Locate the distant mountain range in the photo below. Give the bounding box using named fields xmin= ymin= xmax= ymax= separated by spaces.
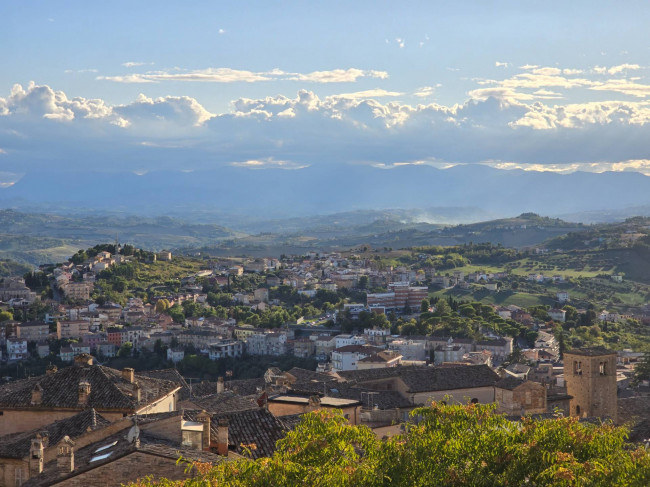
xmin=2 ymin=164 xmax=650 ymax=222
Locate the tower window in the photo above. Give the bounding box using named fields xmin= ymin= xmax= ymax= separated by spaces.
xmin=599 ymin=362 xmax=607 ymax=375
xmin=576 ymin=405 xmax=580 ymax=416
xmin=573 ymin=361 xmax=582 ymax=375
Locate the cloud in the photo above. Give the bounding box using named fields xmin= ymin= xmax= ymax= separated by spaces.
xmin=414 ymin=86 xmax=436 ymax=98
xmin=395 ymin=38 xmax=405 ymax=48
xmin=230 ymin=157 xmax=309 ymax=170
xmin=330 ymin=89 xmax=403 ymax=100
xmin=607 ymin=63 xmax=641 ymax=75
xmin=122 ymin=61 xmax=154 ymax=68
xmin=98 ymin=67 xmax=388 ymax=84
xmin=4 ymin=79 xmax=650 ymax=175
xmin=218 ymin=28 xmax=225 ymax=34
xmin=495 ymin=61 xmax=510 ymax=68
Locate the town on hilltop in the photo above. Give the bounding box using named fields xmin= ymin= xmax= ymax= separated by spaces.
xmin=0 ymin=242 xmax=649 ymax=486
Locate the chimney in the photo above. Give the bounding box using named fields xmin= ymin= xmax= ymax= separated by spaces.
xmin=74 ymin=354 xmax=93 ymax=366
xmin=46 ymin=364 xmax=58 ymax=375
xmin=56 ymin=436 xmax=75 ymax=475
xmin=78 ymin=380 xmax=91 ymax=406
xmin=31 ymin=383 xmax=43 ymax=405
xmin=216 ymin=376 xmax=225 ymax=394
xmin=133 ymin=381 xmax=141 ymax=402
xmin=29 ymin=434 xmax=44 ymax=477
xmin=122 ymin=368 xmax=135 ymax=383
xmin=216 ymin=419 xmax=229 ymax=456
xmin=196 ymin=410 xmax=211 ymax=451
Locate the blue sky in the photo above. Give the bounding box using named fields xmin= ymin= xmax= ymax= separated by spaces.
xmin=2 ymin=1 xmax=650 ymax=184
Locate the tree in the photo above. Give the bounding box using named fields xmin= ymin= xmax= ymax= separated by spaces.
xmin=117 ymin=342 xmax=133 ymax=358
xmin=130 ymin=403 xmax=650 ymax=486
xmin=155 ymin=299 xmax=170 ymax=313
xmin=0 ymin=310 xmax=12 ymax=322
xmin=631 ymin=351 xmax=650 ymax=389
xmin=420 ymin=298 xmax=430 ymax=313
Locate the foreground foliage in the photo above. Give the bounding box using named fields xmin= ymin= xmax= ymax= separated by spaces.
xmin=129 ymin=402 xmax=650 ymax=487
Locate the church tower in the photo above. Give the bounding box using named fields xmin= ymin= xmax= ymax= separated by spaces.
xmin=563 ymin=348 xmax=617 ymax=422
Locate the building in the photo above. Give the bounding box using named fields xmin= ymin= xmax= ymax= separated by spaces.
xmin=16 ymin=321 xmax=50 ymax=342
xmin=56 ymin=320 xmax=91 ymax=340
xmin=336 ymin=365 xmax=500 ymax=406
xmin=357 ymin=351 xmax=402 ymax=370
xmin=0 ymin=277 xmax=38 ymax=303
xmin=6 ymin=338 xmax=28 ymax=361
xmin=366 ymin=282 xmax=428 ymax=313
xmin=494 ymin=377 xmax=547 ymax=415
xmin=60 ymin=282 xmax=94 ymax=301
xmin=208 ymin=340 xmax=244 ymax=360
xmin=0 ymin=355 xmax=181 ymax=435
xmin=167 ymin=347 xmax=185 ymax=363
xmin=547 ymin=308 xmax=566 ymax=322
xmin=563 ymin=348 xmax=617 ymax=421
xmin=331 ymin=345 xmax=384 ymax=372
xmin=556 ymin=292 xmax=569 ymax=303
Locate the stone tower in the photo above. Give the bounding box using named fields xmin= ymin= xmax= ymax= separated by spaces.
xmin=563 ymin=348 xmax=617 ymax=422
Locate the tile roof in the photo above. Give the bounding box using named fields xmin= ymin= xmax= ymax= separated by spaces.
xmin=495 ymin=377 xmax=526 ymax=391
xmin=337 ymin=365 xmax=499 ymax=393
xmin=183 ymin=391 xmax=260 ymax=414
xmin=23 ymin=427 xmax=226 ymax=487
xmin=565 ymin=347 xmax=616 ymax=356
xmin=138 ymin=368 xmax=191 ymax=400
xmin=0 ymin=408 xmax=111 ymax=459
xmin=0 ymin=363 xmax=180 ymax=411
xmin=187 ymin=408 xmax=290 ymax=459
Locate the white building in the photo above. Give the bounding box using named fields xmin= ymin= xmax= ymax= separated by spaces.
xmin=6 ymin=338 xmax=28 ymax=361
xmin=208 ymin=340 xmax=244 ymax=360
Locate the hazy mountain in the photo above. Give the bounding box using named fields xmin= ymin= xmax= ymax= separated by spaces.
xmin=1 ymin=165 xmax=649 ymax=220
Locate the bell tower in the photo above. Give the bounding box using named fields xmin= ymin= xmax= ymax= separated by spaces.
xmin=563 ymin=348 xmax=617 ymax=422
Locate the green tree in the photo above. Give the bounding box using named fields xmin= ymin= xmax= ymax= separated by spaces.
xmin=130 ymin=403 xmax=650 ymax=487
xmin=0 ymin=310 xmax=13 ymax=322
xmin=420 ymin=298 xmax=430 ymax=313
xmin=117 ymin=342 xmax=133 ymax=358
xmin=631 ymin=351 xmax=650 ymax=389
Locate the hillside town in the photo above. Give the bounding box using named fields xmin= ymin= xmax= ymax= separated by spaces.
xmin=0 ymin=244 xmax=649 ymax=485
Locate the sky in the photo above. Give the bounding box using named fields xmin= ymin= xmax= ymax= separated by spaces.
xmin=2 ymin=1 xmax=650 ymax=186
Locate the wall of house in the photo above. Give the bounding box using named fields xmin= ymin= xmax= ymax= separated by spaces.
xmin=0 ymin=458 xmax=26 ymax=487
xmin=0 ymin=409 xmax=127 ymax=436
xmin=140 ymin=415 xmax=182 ymax=443
xmin=268 ymin=403 xmax=360 ymax=425
xmin=410 ymin=386 xmax=495 ymax=406
xmin=135 ymin=391 xmax=177 ymax=416
xmin=495 ymin=383 xmax=546 ymax=415
xmin=52 ymin=451 xmax=198 ymax=487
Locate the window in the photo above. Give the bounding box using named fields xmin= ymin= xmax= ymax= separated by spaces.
xmin=576 ymin=405 xmax=581 ymax=416
xmin=14 ymin=467 xmax=24 ymax=487
xmin=600 ymin=361 xmax=607 ymax=376
xmin=574 ymin=361 xmax=582 ymax=375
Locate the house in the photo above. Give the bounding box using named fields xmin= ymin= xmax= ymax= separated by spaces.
xmin=59 ymin=346 xmax=75 ymax=362
xmin=167 ymin=347 xmax=185 ymax=363
xmin=16 ymin=321 xmax=50 ymax=342
xmin=475 ymin=337 xmax=513 ymax=362
xmin=556 ymin=292 xmax=569 ymax=303
xmin=6 ymin=338 xmax=28 ymax=361
xmin=207 ymin=340 xmax=244 ymax=360
xmin=357 ymin=351 xmax=402 ymax=370
xmin=16 ymin=410 xmax=230 ymax=486
xmin=57 ymin=320 xmax=90 ymax=340
xmin=267 ymin=395 xmax=362 ymax=425
xmin=0 ymin=355 xmax=181 ymax=435
xmin=494 ymin=377 xmax=548 ymax=415
xmin=336 ymin=364 xmax=500 ymax=406
xmin=547 ymin=308 xmax=566 ymax=322
xmin=331 ymin=345 xmax=384 ymax=372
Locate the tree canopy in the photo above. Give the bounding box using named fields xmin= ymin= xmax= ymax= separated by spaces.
xmin=129 ymin=402 xmax=650 ymax=487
